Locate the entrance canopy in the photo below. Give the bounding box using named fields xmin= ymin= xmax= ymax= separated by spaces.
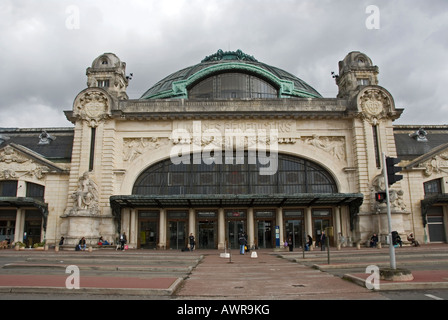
xmin=110 ymin=193 xmax=363 ymax=231
xmin=110 ymin=193 xmax=363 ymax=210
xmin=0 ymin=197 xmax=49 ymax=230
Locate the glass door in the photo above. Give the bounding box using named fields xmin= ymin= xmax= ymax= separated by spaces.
xmin=197 ymin=211 xmax=217 ymax=249
xmin=257 ymin=220 xmax=273 ymax=248
xmin=169 ymin=221 xmax=186 ymax=250
xmin=312 ymin=209 xmax=333 ymax=247
xmin=139 ymin=221 xmax=158 ymax=249
xmin=226 ymin=210 xmax=246 ymax=250
xmin=427 ymin=206 xmax=446 ymax=242
xmin=285 ymin=220 xmax=303 ymax=248
xmin=227 ymin=220 xmax=245 ymax=249
xmin=198 ymin=221 xmax=216 ymax=249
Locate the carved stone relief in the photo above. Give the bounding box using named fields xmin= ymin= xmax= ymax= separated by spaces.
xmin=69 ymin=172 xmax=100 ymax=216
xmin=123 ymin=138 xmax=170 ymax=162
xmin=302 ymin=135 xmax=346 ymax=161
xmin=370 ymin=174 xmax=406 ymax=212
xmin=73 ymin=90 xmax=110 ymax=127
xmin=419 ymin=152 xmax=448 ymax=177
xmin=358 ymin=88 xmax=392 ymax=125
xmin=0 ymin=146 xmax=49 ymax=180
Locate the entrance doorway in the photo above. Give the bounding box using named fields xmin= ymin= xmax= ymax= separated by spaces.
xmin=169 ymin=220 xmax=186 ymax=250
xmin=167 ymin=210 xmax=188 ymax=250
xmin=312 ymin=209 xmax=333 ymax=247
xmin=255 ymin=210 xmax=275 ymax=248
xmin=24 ymin=210 xmax=42 ymax=247
xmin=285 ymin=220 xmax=303 ymax=248
xmin=138 ymin=211 xmax=158 ymax=249
xmin=257 ymin=220 xmax=273 ymax=248
xmin=284 ymin=209 xmax=304 ymax=248
xmin=427 ymin=206 xmax=446 ymax=242
xmin=197 ymin=211 xmax=217 ymax=249
xmin=226 ymin=210 xmax=246 ymax=250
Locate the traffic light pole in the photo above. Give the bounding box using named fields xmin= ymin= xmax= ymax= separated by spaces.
xmin=382 ymin=152 xmax=397 ymax=270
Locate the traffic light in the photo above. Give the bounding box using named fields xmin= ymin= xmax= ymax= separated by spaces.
xmin=375 ymin=192 xmax=387 ymax=203
xmin=385 ymin=156 xmax=403 ymax=186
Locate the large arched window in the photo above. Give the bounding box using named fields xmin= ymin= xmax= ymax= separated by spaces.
xmin=133 ymin=153 xmax=337 ymax=196
xmin=188 ymin=73 xmax=278 ymax=99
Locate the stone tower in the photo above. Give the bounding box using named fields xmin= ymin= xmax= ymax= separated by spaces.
xmin=86 ymin=53 xmax=129 ymax=100
xmin=335 ymin=51 xmax=379 ymax=99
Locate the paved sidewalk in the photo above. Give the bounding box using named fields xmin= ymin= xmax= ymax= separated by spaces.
xmin=174 ymin=250 xmax=385 ymax=300
xmin=1 ymin=245 xmax=447 ymax=299
xmin=278 ymin=244 xmax=448 ymax=291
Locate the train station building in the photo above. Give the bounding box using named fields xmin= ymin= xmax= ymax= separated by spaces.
xmin=1 ymin=50 xmax=447 ymax=249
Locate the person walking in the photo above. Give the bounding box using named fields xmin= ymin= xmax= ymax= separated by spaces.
xmin=189 ymin=233 xmax=195 ymax=251
xmin=238 ymin=231 xmax=247 ymax=255
xmin=306 ymin=235 xmax=313 ymax=251
xmin=320 ymin=231 xmax=326 ymax=251
xmin=287 ymin=235 xmax=293 ymax=252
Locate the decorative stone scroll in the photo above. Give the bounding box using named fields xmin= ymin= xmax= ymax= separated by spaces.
xmin=358 ymin=88 xmax=392 ymax=125
xmin=73 ymin=90 xmax=111 ymax=127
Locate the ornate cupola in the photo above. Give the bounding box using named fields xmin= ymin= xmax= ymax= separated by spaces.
xmin=86 ymin=53 xmax=129 ymax=100
xmin=335 ymin=51 xmax=379 ymax=99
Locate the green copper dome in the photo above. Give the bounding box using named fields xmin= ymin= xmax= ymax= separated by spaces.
xmin=140 ymin=49 xmax=322 ymax=100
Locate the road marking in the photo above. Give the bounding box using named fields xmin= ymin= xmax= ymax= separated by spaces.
xmin=425 ymin=294 xmax=443 ymax=300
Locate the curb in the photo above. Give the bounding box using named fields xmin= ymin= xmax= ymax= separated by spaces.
xmin=342 ymin=274 xmax=448 ymax=291
xmin=0 ymin=277 xmax=185 ymax=296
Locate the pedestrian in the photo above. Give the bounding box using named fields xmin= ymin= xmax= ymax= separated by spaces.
xmin=287 ymin=235 xmax=293 ymax=252
xmin=78 ymin=237 xmax=86 ymax=251
xmin=320 ymin=231 xmax=326 ymax=251
xmin=238 ymin=231 xmax=247 ymax=255
xmin=306 ymin=235 xmax=313 ymax=251
xmin=370 ymin=233 xmax=378 ymax=248
xmin=189 ymin=233 xmax=195 ymax=251
xmin=120 ymin=232 xmax=127 ymax=250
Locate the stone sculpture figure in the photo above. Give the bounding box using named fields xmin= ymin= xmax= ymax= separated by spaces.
xmin=71 ymin=172 xmax=99 ymax=215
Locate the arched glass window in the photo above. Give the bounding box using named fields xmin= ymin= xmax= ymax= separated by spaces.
xmin=133 ymin=153 xmax=337 ymax=196
xmin=188 ymin=73 xmax=278 ymax=99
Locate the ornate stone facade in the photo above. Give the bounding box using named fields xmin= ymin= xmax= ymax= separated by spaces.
xmin=1 ymin=51 xmax=447 ymax=249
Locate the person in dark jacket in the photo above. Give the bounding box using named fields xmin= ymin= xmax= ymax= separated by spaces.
xmin=238 ymin=231 xmax=247 ymax=255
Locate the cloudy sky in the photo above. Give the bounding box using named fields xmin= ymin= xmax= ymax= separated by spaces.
xmin=0 ymin=0 xmax=447 ymax=128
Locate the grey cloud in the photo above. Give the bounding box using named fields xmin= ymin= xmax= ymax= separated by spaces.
xmin=0 ymin=0 xmax=447 ymax=128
